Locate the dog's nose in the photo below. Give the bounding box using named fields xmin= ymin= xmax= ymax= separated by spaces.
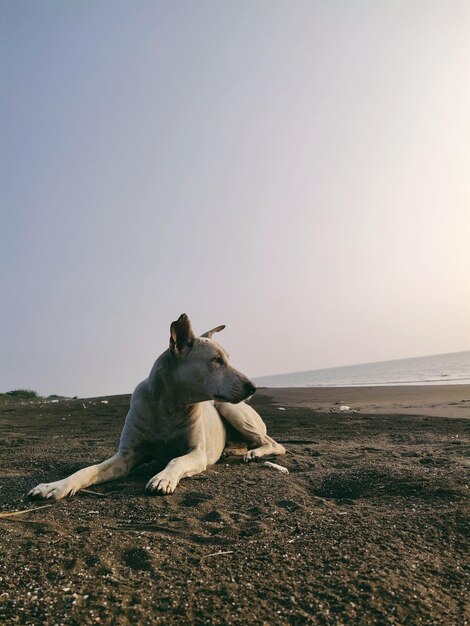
xmin=244 ymin=381 xmax=257 ymax=397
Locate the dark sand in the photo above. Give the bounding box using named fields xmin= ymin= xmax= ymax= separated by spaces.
xmin=0 ymin=386 xmax=469 ymax=625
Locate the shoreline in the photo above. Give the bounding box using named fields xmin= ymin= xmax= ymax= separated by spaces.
xmin=3 ymin=384 xmax=469 ymax=420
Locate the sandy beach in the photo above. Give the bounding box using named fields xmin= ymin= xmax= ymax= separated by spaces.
xmin=0 ymin=385 xmax=468 ymax=624
xmin=261 ymin=384 xmax=470 ymax=418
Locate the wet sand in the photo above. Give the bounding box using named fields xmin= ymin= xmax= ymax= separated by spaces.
xmin=0 ymin=386 xmax=469 ymax=624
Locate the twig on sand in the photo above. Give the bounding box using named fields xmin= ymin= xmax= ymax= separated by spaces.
xmin=106 ymin=524 xmax=182 ymax=535
xmin=81 ymin=488 xmax=107 ymax=497
xmin=277 ymin=439 xmax=319 ymax=444
xmin=201 ymin=550 xmax=234 ymax=561
xmin=228 ymin=510 xmax=251 ymax=518
xmin=0 ymin=504 xmax=53 ymax=518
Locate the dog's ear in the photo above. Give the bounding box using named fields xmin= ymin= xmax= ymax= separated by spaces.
xmin=170 ymin=314 xmax=195 ymax=355
xmin=201 ymin=324 xmax=225 ymax=339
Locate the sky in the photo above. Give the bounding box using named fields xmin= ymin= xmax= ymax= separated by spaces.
xmin=1 ymin=1 xmax=469 ymax=398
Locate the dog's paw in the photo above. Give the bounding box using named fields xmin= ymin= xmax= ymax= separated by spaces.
xmin=244 ymin=449 xmax=262 ymax=463
xmin=28 ymin=480 xmax=71 ymax=500
xmin=146 ymin=473 xmax=177 ymax=495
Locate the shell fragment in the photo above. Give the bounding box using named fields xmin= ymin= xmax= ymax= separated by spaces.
xmin=263 ymin=461 xmax=289 ymax=474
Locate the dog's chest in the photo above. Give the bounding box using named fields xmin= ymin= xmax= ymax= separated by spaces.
xmin=137 ymin=402 xmax=197 ymax=444
xmin=148 ymin=419 xmax=190 ymax=443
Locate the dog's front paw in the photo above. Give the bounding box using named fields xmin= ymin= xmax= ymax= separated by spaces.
xmin=28 ymin=480 xmax=71 ymax=500
xmin=146 ymin=473 xmax=177 ymax=495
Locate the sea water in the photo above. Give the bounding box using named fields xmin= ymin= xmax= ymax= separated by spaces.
xmin=254 ymin=350 xmax=470 ymax=388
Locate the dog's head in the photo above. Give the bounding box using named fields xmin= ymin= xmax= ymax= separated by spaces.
xmin=169 ymin=314 xmax=256 ymax=404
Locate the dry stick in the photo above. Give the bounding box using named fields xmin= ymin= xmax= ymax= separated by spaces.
xmin=106 ymin=524 xmax=182 ymax=535
xmin=228 ymin=510 xmax=251 ymax=518
xmin=277 ymin=439 xmax=320 ymax=444
xmin=201 ymin=550 xmax=234 ymax=561
xmin=0 ymin=504 xmax=53 ymax=518
xmin=3 ymin=515 xmax=51 ymax=524
xmin=81 ymin=489 xmax=107 ymax=497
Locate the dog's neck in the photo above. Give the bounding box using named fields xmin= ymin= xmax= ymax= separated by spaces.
xmin=147 ymin=350 xmax=206 ymax=419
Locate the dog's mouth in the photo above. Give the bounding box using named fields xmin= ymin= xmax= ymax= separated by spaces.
xmin=214 ymin=393 xmax=249 ymax=404
xmin=213 ymin=394 xmax=231 ymax=402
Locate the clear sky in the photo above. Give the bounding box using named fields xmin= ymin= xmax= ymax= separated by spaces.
xmin=1 ymin=1 xmax=469 ymax=398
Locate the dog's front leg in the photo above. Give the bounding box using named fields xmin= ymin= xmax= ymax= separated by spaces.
xmin=28 ymin=450 xmax=141 ymax=500
xmin=146 ymin=446 xmax=207 ymax=495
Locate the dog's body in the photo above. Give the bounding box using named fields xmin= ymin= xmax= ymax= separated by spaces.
xmin=29 ymin=315 xmax=285 ymax=499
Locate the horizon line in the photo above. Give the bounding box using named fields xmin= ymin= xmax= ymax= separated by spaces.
xmin=253 ymin=348 xmax=470 ymax=381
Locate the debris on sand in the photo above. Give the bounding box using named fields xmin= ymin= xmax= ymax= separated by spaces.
xmin=200 ymin=550 xmax=234 ymax=561
xmin=263 ymin=461 xmax=289 ymax=474
xmin=80 ymin=489 xmax=107 ymax=498
xmin=0 ymin=504 xmax=53 ymax=518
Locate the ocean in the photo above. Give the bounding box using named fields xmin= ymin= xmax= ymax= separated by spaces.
xmin=254 ymin=350 xmax=470 ymax=388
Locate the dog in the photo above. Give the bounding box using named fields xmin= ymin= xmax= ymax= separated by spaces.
xmin=29 ymin=314 xmax=285 ymax=499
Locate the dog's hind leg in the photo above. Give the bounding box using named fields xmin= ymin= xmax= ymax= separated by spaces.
xmin=28 ymin=450 xmax=141 ymax=500
xmin=215 ymin=401 xmax=286 ymax=462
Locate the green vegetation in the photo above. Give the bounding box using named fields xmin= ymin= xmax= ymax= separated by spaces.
xmin=0 ymin=389 xmax=40 ymax=401
xmin=0 ymin=390 xmax=68 ymax=402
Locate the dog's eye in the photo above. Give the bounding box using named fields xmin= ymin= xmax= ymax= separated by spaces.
xmin=212 ymin=355 xmax=224 ymax=365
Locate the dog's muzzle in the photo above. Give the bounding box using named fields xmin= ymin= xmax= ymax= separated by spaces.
xmin=214 ymin=381 xmax=256 ymax=404
xmin=244 ymin=381 xmax=257 ymax=397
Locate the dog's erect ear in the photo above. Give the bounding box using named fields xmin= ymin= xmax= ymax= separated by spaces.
xmin=201 ymin=324 xmax=226 ymax=339
xmin=170 ymin=314 xmax=195 ymax=355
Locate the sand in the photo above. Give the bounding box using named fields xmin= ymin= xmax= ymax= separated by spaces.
xmin=0 ymin=386 xmax=468 ymax=625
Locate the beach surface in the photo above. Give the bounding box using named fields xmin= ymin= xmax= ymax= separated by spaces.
xmin=261 ymin=384 xmax=470 ymax=418
xmin=0 ymin=385 xmax=468 ymax=625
